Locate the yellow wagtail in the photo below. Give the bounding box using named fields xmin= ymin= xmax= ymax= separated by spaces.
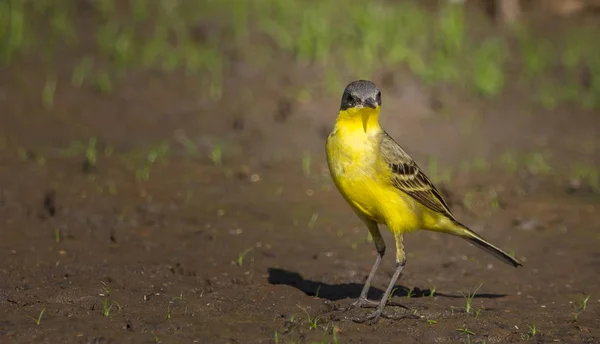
xmin=326 ymin=80 xmax=522 ymax=323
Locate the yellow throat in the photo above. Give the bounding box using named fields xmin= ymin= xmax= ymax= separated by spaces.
xmin=336 ymin=106 xmax=381 ymax=133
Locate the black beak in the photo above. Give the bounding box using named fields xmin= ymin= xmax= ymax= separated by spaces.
xmin=365 ymin=97 xmax=377 ymax=109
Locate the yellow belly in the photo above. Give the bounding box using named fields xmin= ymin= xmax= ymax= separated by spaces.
xmin=336 ymin=174 xmax=423 ymax=232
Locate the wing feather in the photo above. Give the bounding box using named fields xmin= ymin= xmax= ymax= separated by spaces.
xmin=380 ymin=132 xmax=455 ymax=220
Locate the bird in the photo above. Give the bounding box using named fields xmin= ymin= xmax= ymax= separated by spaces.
xmin=325 ymin=80 xmax=522 ymax=324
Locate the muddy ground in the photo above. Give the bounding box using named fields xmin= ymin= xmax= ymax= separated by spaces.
xmin=2 ymin=13 xmax=600 ymax=344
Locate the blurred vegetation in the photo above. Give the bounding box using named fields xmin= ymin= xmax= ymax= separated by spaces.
xmin=1 ymin=0 xmax=600 ymax=109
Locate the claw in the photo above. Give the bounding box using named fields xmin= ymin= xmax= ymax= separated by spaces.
xmin=343 ymin=297 xmax=410 ymax=312
xmin=385 ymin=300 xmax=411 ymax=310
xmin=382 ymin=312 xmax=420 ymax=320
xmin=352 ymin=307 xmax=419 ymax=324
xmin=342 ymin=297 xmax=377 ymax=312
xmin=352 ymin=308 xmax=383 ymax=324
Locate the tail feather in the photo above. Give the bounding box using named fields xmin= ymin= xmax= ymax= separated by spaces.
xmin=455 ymin=223 xmax=522 ymax=268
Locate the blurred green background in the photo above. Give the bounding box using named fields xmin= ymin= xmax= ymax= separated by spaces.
xmin=2 ymin=0 xmax=600 ymax=109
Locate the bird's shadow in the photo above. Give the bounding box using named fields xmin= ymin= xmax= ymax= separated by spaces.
xmin=267 ymin=268 xmax=507 ymax=301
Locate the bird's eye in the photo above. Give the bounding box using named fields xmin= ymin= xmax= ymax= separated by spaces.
xmin=346 ymin=93 xmax=355 ymax=103
xmin=376 ymin=91 xmax=381 ymax=100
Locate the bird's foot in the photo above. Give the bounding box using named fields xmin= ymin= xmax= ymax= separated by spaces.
xmin=343 ymin=297 xmax=377 ymax=311
xmin=352 ymin=308 xmax=384 ymax=324
xmin=352 ymin=308 xmax=420 ymax=324
xmin=382 ymin=300 xmax=411 ymax=310
xmin=343 ymin=297 xmax=410 ymax=312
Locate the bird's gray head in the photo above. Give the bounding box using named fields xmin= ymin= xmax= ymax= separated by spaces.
xmin=340 ymin=80 xmax=382 ymax=111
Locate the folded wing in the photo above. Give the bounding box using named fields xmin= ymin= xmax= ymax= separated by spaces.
xmin=379 ymin=132 xmax=456 ymax=221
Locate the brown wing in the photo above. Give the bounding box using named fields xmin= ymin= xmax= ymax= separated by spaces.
xmin=380 ymin=132 xmax=456 ymax=220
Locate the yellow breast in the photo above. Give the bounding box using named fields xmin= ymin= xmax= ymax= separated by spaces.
xmin=326 ymin=123 xmax=386 ymax=222
xmin=326 ymin=112 xmax=423 ymax=233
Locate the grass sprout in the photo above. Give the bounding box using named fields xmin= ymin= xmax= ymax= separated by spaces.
xmin=100 ymin=281 xmax=112 ymax=296
xmin=210 ymin=143 xmax=223 ymax=166
xmin=308 ymin=212 xmax=319 ymax=229
xmin=578 ymin=295 xmax=590 ymax=311
xmin=297 ymin=304 xmax=319 ymax=330
xmin=101 ymin=297 xmax=113 ymax=316
xmin=27 ymin=306 xmax=46 ymax=325
xmin=175 ymin=133 xmax=198 ymax=156
xmin=527 ymin=324 xmax=538 ymax=339
xmin=428 ymin=286 xmax=437 ymax=297
xmin=461 ymin=283 xmax=483 ymax=314
xmin=236 ymin=248 xmax=253 ymax=267
xmin=166 ymin=302 xmax=172 ymax=320
xmin=302 ymin=152 xmax=312 ymax=177
xmin=456 ymin=328 xmax=475 ymax=343
xmin=85 ymin=137 xmax=98 ymax=169
xmin=332 ymin=326 xmax=340 ymax=344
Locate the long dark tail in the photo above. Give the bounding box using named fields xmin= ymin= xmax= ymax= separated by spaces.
xmin=453 ymin=222 xmax=522 ymax=268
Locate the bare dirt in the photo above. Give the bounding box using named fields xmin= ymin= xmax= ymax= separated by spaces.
xmin=1 ymin=15 xmax=600 ymax=344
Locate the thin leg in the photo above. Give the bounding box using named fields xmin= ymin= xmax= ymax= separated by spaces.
xmin=343 ymin=217 xmax=385 ymax=311
xmin=353 ymin=261 xmax=406 ymax=323
xmin=353 ymin=233 xmax=417 ymax=323
xmin=358 ymin=253 xmax=381 ymax=300
xmin=344 ymin=254 xmax=382 ymax=310
xmin=345 ymin=254 xmax=410 ymax=310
